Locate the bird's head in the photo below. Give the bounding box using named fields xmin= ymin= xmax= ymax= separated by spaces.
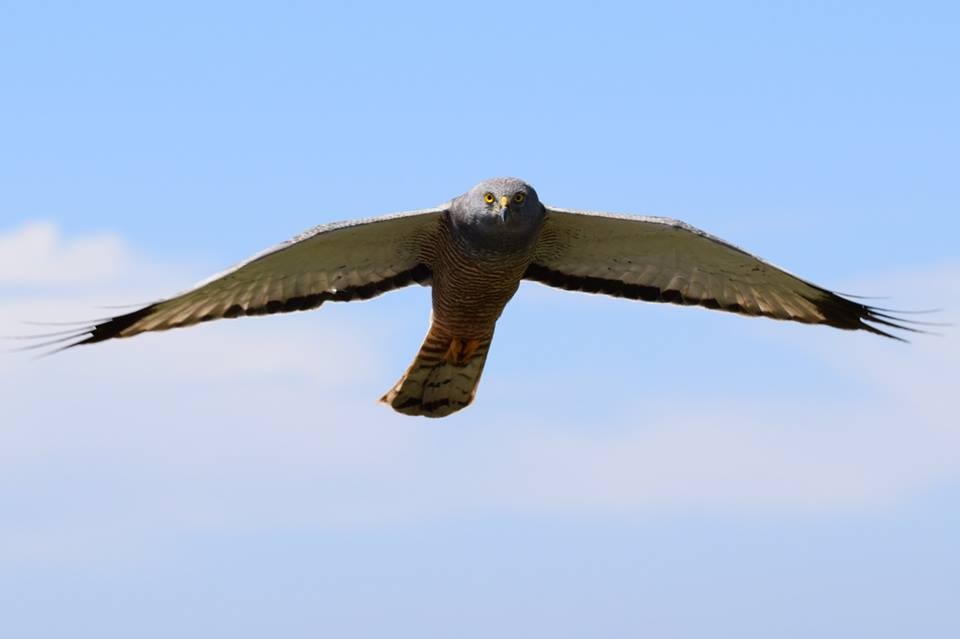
xmin=449 ymin=177 xmax=544 ymax=247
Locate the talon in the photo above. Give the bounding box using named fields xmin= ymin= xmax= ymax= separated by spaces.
xmin=460 ymin=338 xmax=481 ymax=362
xmin=443 ymin=337 xmax=481 ymax=366
xmin=443 ymin=338 xmax=463 ymax=365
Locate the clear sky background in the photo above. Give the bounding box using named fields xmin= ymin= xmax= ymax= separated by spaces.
xmin=2 ymin=1 xmax=959 ymax=637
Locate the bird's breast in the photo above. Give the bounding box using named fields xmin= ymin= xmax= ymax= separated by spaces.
xmin=427 ymin=220 xmax=536 ymax=338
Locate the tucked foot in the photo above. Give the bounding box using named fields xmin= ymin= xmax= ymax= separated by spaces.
xmin=443 ymin=337 xmax=482 ymax=366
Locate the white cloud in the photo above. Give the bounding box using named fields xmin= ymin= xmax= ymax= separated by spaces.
xmin=1 ymin=222 xmax=958 ymax=559
xmin=0 ymin=221 xmax=133 ymax=286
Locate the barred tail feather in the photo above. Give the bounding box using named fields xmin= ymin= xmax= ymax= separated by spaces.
xmin=380 ymin=323 xmax=493 ymax=418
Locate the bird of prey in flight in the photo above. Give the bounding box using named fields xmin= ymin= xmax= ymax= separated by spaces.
xmin=29 ymin=177 xmax=920 ymax=417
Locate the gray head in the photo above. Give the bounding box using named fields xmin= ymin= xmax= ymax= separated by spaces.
xmin=448 ymin=177 xmax=544 ymax=249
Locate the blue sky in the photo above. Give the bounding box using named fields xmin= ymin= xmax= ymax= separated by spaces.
xmin=2 ymin=1 xmax=959 ymax=637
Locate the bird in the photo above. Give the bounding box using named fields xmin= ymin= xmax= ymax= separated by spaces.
xmin=28 ymin=177 xmax=921 ymax=417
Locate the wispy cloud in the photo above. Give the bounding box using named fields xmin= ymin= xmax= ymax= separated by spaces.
xmin=0 ymin=221 xmax=133 ymax=286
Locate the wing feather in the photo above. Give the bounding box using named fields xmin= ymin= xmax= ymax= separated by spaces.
xmin=526 ymin=207 xmax=917 ymax=340
xmin=58 ymin=207 xmax=445 ymax=348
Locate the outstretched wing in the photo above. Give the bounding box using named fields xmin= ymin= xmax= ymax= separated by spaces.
xmin=525 ymin=207 xmax=916 ymax=339
xmin=50 ymin=207 xmax=446 ymax=349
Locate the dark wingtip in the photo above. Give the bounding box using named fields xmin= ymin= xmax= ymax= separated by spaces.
xmin=75 ymin=303 xmax=159 ymax=346
xmin=3 ymin=330 xmax=94 ymax=357
xmin=812 ymin=288 xmax=944 ymax=343
xmin=5 ymin=303 xmax=159 ymax=357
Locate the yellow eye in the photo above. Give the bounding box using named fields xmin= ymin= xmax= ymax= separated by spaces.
xmin=483 ymin=192 xmax=495 ymax=204
xmin=513 ymin=192 xmax=526 ymax=204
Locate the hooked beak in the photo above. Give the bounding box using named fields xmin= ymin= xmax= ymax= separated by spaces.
xmin=498 ymin=196 xmax=511 ymax=222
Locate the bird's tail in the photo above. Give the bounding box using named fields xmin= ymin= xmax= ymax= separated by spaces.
xmin=380 ymin=321 xmax=493 ymax=418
